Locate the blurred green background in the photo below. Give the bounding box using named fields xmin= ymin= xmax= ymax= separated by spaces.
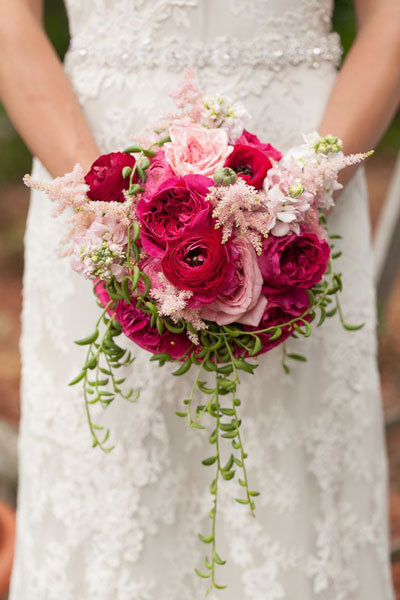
xmin=0 ymin=0 xmax=399 ymax=182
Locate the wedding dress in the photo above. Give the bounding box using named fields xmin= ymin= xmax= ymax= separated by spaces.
xmin=10 ymin=1 xmax=395 ymax=599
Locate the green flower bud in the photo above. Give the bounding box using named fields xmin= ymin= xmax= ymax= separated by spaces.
xmin=214 ymin=167 xmax=237 ymax=186
xmin=288 ymin=183 xmax=304 ymax=197
xmin=315 ymin=135 xmax=343 ymax=155
xmin=122 ymin=166 xmax=132 ymax=179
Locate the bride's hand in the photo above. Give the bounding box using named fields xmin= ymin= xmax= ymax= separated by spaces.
xmin=0 ymin=0 xmax=99 ymax=177
xmin=319 ymin=0 xmax=400 ymax=187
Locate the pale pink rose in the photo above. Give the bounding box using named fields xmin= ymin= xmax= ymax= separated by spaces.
xmin=200 ymin=237 xmax=267 ymax=326
xmin=164 ymin=124 xmax=233 ymax=177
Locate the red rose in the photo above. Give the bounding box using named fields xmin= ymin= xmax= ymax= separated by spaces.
xmin=137 ymin=174 xmax=213 ymax=258
xmin=245 ymin=287 xmax=310 ymax=354
xmin=258 ymin=232 xmax=330 ymax=290
xmin=161 ymin=225 xmax=238 ymax=307
xmin=236 ymin=130 xmax=282 ymax=163
xmin=85 ymin=152 xmax=137 ymax=203
xmin=224 ymin=144 xmax=272 ymax=190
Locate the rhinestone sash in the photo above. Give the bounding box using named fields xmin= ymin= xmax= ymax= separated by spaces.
xmin=67 ymin=33 xmax=342 ymax=71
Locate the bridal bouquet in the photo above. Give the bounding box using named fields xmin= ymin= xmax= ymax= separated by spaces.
xmin=25 ymin=71 xmax=371 ymax=594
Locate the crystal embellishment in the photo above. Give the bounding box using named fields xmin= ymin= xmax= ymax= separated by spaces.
xmin=67 ymin=34 xmax=342 ymax=72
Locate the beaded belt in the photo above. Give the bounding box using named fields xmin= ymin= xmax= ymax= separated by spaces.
xmin=67 ymin=33 xmax=342 ymax=71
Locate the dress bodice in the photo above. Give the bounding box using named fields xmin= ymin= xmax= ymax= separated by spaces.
xmin=65 ymin=0 xmax=340 ymax=73
xmin=65 ymin=0 xmax=335 ymax=43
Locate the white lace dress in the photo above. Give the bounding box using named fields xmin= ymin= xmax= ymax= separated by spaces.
xmin=9 ymin=1 xmax=395 ymax=599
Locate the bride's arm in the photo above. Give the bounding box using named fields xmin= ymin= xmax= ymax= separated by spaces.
xmin=319 ymin=0 xmax=400 ymax=185
xmin=0 ymin=0 xmax=99 ymax=177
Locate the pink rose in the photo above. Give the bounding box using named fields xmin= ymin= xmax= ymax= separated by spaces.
xmin=144 ymin=150 xmax=175 ymax=196
xmin=94 ymin=281 xmax=191 ymax=359
xmin=164 ymin=124 xmax=233 ymax=177
xmin=137 ymin=174 xmax=213 ymax=258
xmin=258 ymin=232 xmax=330 ymax=290
xmin=236 ymin=130 xmax=282 ymax=163
xmin=200 ymin=237 xmax=267 ymax=326
xmin=245 ymin=287 xmax=310 ymax=355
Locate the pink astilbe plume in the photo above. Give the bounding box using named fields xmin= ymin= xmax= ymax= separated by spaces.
xmin=207 ymin=179 xmax=271 ymax=255
xmin=169 ymin=68 xmax=203 ymax=122
xmin=143 ymin=71 xmax=204 ymax=137
xmin=24 ymin=164 xmax=134 ymax=256
xmin=23 ymin=164 xmax=89 ymax=216
xmin=149 ymin=275 xmax=207 ymax=344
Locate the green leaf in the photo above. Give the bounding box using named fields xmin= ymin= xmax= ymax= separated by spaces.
xmin=142 ymin=148 xmax=157 ymax=158
xmin=75 ymin=329 xmax=99 ymax=346
xmin=317 ymin=306 xmax=326 ymax=327
xmin=198 ymin=533 xmax=213 ymax=544
xmin=306 ymin=289 xmax=315 ymax=307
xmin=194 ymin=568 xmax=210 ymax=579
xmin=139 ymin=272 xmax=151 ymax=297
xmin=287 ymin=353 xmax=307 ymax=362
xmin=68 ymin=370 xmax=86 ymax=386
xmin=150 ymin=352 xmax=172 ymax=362
xmin=132 ymin=222 xmax=141 ymax=242
xmin=164 ymin=320 xmax=185 ymax=334
xmin=172 ymin=358 xmax=191 ymax=376
xmin=137 ymin=165 xmax=146 ymax=182
xmin=282 ymin=363 xmax=290 ymax=374
xmin=235 ymin=498 xmax=249 ymax=505
xmin=221 ymin=470 xmax=235 ymax=481
xmin=222 ymin=455 xmax=234 ymax=472
xmin=249 ymin=490 xmax=260 ymax=497
xmin=220 ymin=423 xmax=236 ymax=432
xmin=140 ymin=157 xmax=150 ymax=170
xmin=343 ymin=322 xmax=364 ymax=331
xmin=122 ymin=166 xmax=132 ymax=178
xmin=175 ymin=411 xmax=187 ymax=418
xmin=190 ymin=421 xmax=205 ymax=430
xmin=214 ymin=583 xmax=228 ymax=590
xmin=269 ymin=327 xmax=282 ymax=341
xmin=130 ymin=266 xmax=141 ymax=292
xmin=221 ymin=431 xmax=237 ymax=439
xmin=234 ymin=358 xmax=256 ymax=374
xmin=213 ymin=550 xmax=226 ymax=566
xmin=249 ymin=335 xmax=262 ymax=356
xmin=210 ymin=478 xmax=217 ymax=495
xmin=128 ymin=183 xmax=144 ymax=195
xmin=202 ymin=456 xmax=217 ymax=466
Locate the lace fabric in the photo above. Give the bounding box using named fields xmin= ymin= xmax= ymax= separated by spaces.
xmin=9 ymin=1 xmax=395 ymax=599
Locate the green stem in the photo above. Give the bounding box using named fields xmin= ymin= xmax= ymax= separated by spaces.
xmin=223 ymin=336 xmax=256 ymax=517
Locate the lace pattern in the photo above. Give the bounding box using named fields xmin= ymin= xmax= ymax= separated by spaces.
xmin=9 ymin=0 xmax=394 ymax=599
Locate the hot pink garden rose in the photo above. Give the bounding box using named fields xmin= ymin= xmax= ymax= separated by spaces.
xmin=164 ymin=124 xmax=233 ymax=177
xmin=137 ymin=174 xmax=213 ymax=258
xmin=95 ymin=282 xmax=191 ymax=359
xmin=245 ymin=287 xmax=310 ymax=354
xmin=200 ymin=237 xmax=267 ymax=326
xmin=258 ymin=232 xmax=330 ymax=290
